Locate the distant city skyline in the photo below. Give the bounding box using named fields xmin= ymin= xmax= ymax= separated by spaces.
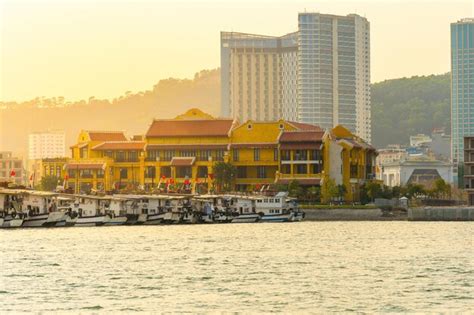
xmin=0 ymin=0 xmax=472 ymax=102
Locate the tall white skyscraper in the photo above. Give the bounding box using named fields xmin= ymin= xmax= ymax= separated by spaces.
xmin=28 ymin=130 xmax=66 ymax=160
xmin=221 ymin=12 xmax=371 ymax=142
xmin=297 ymin=13 xmax=370 ymax=141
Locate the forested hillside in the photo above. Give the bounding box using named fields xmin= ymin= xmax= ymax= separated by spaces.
xmin=371 ymin=73 xmax=450 ymax=148
xmin=0 ymin=69 xmax=220 ymax=154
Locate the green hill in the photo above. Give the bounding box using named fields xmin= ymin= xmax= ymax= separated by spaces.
xmin=371 ymin=73 xmax=450 ymax=148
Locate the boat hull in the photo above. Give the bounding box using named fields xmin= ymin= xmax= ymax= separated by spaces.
xmin=103 ymin=216 xmax=128 ymax=226
xmin=1 ymin=216 xmax=23 ymax=228
xmin=260 ymin=213 xmax=294 ymax=222
xmin=142 ymin=213 xmax=166 ymax=225
xmin=43 ymin=211 xmax=68 ymax=227
xmin=75 ymin=215 xmax=109 ymax=227
xmin=22 ymin=214 xmax=49 ymax=227
xmin=231 ymin=213 xmax=260 ymax=223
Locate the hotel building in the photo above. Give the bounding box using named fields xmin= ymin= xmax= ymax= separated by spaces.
xmin=221 ymin=12 xmax=371 ymax=142
xmin=451 ymin=18 xmax=474 ymax=185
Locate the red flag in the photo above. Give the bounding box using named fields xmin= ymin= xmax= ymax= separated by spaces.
xmin=162 ymin=175 xmax=166 ymax=180
xmin=10 ymin=170 xmax=16 ymax=177
xmin=29 ymin=174 xmax=33 ymax=181
xmin=65 ymin=174 xmax=69 ymax=181
xmin=184 ymin=179 xmax=190 ymax=185
xmin=208 ymin=173 xmax=214 ymax=180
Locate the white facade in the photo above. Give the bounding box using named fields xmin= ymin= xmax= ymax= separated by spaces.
xmin=381 ymin=158 xmax=453 ymax=187
xmin=28 ymin=131 xmax=66 ymax=160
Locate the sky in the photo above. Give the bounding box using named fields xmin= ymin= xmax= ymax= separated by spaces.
xmin=0 ymin=0 xmax=472 ymax=102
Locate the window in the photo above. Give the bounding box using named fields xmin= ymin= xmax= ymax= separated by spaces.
xmin=295 ymin=164 xmax=307 ymax=174
xmin=233 ymin=149 xmax=239 ymax=162
xmin=119 ymin=168 xmax=128 ymax=179
xmin=197 ymin=166 xmax=208 ymax=178
xmin=281 ymin=150 xmax=291 ymax=161
xmin=129 ymin=151 xmax=138 ymax=162
xmin=257 ymin=166 xmax=266 ymax=178
xmin=237 ymin=166 xmax=247 ymax=178
xmin=180 ymin=150 xmax=196 ymax=157
xmin=97 ymin=169 xmax=104 ymax=178
xmin=163 ymin=150 xmax=174 ymax=161
xmin=176 ymin=166 xmax=192 ymax=178
xmin=80 ymin=169 xmax=92 ymax=178
xmin=310 ymin=150 xmax=321 ymax=160
xmin=280 ymin=164 xmax=291 ymax=174
xmin=215 ymin=150 xmax=225 ymax=161
xmin=104 ymin=150 xmax=113 ymax=158
xmin=295 ymin=150 xmax=307 ymax=161
xmin=311 ymin=164 xmax=321 ymax=174
xmin=116 ymin=151 xmax=125 ymax=162
xmin=160 ymin=166 xmax=171 ymax=178
xmin=145 ymin=166 xmax=156 ymax=178
xmin=254 ymin=148 xmax=260 ymax=161
xmin=199 ymin=150 xmax=211 ymax=161
xmin=274 ymin=148 xmax=279 ymax=161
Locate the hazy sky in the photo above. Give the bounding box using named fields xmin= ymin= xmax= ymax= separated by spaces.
xmin=0 ymin=0 xmax=472 ymax=101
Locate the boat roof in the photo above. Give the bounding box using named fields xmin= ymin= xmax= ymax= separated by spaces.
xmin=0 ymin=189 xmax=28 ymax=195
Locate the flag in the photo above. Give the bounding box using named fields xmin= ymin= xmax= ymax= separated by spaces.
xmin=65 ymin=174 xmax=69 ymax=181
xmin=10 ymin=170 xmax=16 ymax=177
xmin=29 ymin=174 xmax=33 ymax=181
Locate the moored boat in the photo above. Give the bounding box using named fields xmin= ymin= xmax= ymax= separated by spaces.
xmin=228 ymin=195 xmax=260 ymax=223
xmin=255 ymin=192 xmax=295 ymax=222
xmin=73 ymin=195 xmax=110 ymax=226
xmin=0 ymin=189 xmax=25 ymax=228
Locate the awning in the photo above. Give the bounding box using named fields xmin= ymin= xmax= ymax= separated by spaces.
xmin=275 ymin=178 xmax=321 ymax=185
xmin=170 ymin=157 xmax=195 ymax=166
xmin=65 ymin=163 xmax=106 ymax=170
xmin=280 ymin=143 xmax=322 ymax=150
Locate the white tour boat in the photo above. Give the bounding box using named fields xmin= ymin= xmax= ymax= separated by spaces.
xmin=22 ymin=191 xmax=63 ymax=227
xmin=228 ymin=195 xmax=260 ymax=223
xmin=138 ymin=195 xmax=168 ymax=225
xmin=0 ymin=189 xmax=25 ymax=228
xmin=104 ymin=197 xmax=128 ymax=225
xmin=73 ymin=195 xmax=110 ymax=226
xmin=255 ymin=192 xmax=295 ymax=222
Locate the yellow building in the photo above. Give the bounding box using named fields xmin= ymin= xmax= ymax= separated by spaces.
xmin=323 ymin=125 xmax=377 ymax=202
xmin=43 ymin=109 xmax=376 ymax=201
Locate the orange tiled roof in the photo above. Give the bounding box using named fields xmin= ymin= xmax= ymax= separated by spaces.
xmin=287 ymin=121 xmax=323 ymax=131
xmin=146 ymin=119 xmax=235 ymax=137
xmin=170 ymin=157 xmax=195 ymax=166
xmin=92 ymin=141 xmax=145 ymax=151
xmin=279 ymin=130 xmax=325 ymax=142
xmin=86 ymin=131 xmax=127 ymax=141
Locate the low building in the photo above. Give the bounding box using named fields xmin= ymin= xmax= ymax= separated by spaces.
xmin=464 ymin=136 xmax=474 ymax=205
xmin=381 ymin=157 xmax=453 ymax=187
xmin=42 ymin=109 xmax=377 ymax=201
xmin=0 ymin=151 xmax=24 ymax=185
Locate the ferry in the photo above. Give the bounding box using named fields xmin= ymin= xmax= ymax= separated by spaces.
xmin=104 ymin=197 xmax=128 ymax=225
xmin=54 ymin=195 xmax=76 ymax=227
xmin=22 ymin=191 xmax=64 ymax=227
xmin=255 ymin=192 xmax=295 ymax=222
xmin=73 ymin=195 xmax=110 ymax=226
xmin=162 ymin=196 xmax=188 ymax=224
xmin=228 ymin=195 xmax=261 ymax=223
xmin=0 ymin=189 xmax=25 ymax=228
xmin=138 ymin=195 xmax=169 ymax=225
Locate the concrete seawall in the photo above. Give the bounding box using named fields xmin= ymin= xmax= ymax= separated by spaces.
xmin=303 ymin=208 xmax=406 ymax=221
xmin=408 ymin=207 xmax=474 ymax=221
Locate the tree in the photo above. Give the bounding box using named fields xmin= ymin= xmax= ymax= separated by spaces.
xmin=212 ymin=162 xmax=236 ymax=192
xmin=39 ymin=175 xmax=60 ymax=192
xmin=405 ymin=183 xmax=426 ymax=199
xmin=433 ymin=178 xmax=451 ymax=199
xmin=366 ymin=181 xmax=383 ymax=202
xmin=288 ymin=180 xmax=305 ymax=199
xmin=321 ymin=177 xmax=338 ymax=204
xmin=306 ymin=186 xmax=321 ymax=203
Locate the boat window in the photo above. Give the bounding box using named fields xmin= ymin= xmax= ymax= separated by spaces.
xmin=269 ymin=199 xmax=274 ymax=203
xmin=257 ymin=199 xmax=262 ymax=203
xmin=264 ymin=199 xmax=268 ymax=203
xmin=276 ymin=209 xmax=280 ymax=213
xmin=275 ymin=199 xmax=280 ymax=203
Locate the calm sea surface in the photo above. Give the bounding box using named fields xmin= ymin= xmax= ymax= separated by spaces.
xmin=1 ymin=222 xmax=473 ymax=313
